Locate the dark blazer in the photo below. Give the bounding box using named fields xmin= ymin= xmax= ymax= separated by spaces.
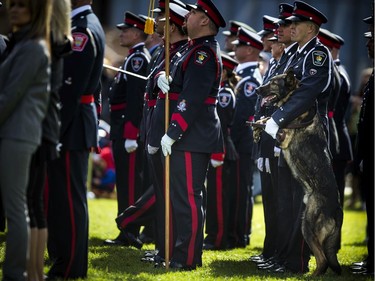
xmin=0 ymin=27 xmax=50 ymax=145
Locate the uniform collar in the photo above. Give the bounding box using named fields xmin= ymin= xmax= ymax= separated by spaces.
xmin=235 ymin=61 xmax=258 ymax=73
xmin=71 ymin=5 xmax=91 ymax=18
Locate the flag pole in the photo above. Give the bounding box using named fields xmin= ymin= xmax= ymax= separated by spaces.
xmin=164 ymin=0 xmax=171 ymax=271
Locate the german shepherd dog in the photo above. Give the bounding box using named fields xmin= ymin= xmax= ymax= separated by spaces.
xmin=253 ymin=70 xmax=343 ymax=276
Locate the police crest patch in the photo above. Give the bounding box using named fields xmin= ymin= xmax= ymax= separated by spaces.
xmin=244 ymin=82 xmax=257 ymax=97
xmin=194 ymin=50 xmax=210 ymax=65
xmin=312 ymin=51 xmax=327 ymax=66
xmin=177 ymin=99 xmax=187 ymax=112
xmin=218 ymin=93 xmax=232 ymax=108
xmin=72 ymin=32 xmax=88 ymax=52
xmin=131 ymin=57 xmax=144 ymax=72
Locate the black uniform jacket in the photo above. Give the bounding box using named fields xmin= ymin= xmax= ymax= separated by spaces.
xmin=109 ymin=43 xmax=150 ymax=141
xmin=272 ymin=37 xmax=333 ymax=129
xmin=59 ymin=9 xmax=105 ymax=150
xmin=165 ymin=36 xmax=224 ymax=154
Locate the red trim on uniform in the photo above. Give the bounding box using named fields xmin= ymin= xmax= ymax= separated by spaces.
xmin=158 ymin=92 xmax=180 ymax=100
xmin=110 ymin=103 xmax=127 ymax=111
xmin=198 ymin=2 xmax=221 ymax=28
xmin=328 ymin=111 xmax=334 ymax=118
xmin=80 ymin=94 xmax=94 ymax=104
xmin=125 ymin=18 xmax=145 ymax=30
xmin=248 ymin=115 xmax=254 ymax=122
xmin=230 ymin=26 xmax=238 ymax=34
xmin=211 ymin=152 xmax=225 ymax=161
xmin=238 ymin=33 xmax=263 ymax=50
xmin=185 ymin=152 xmax=198 ymax=266
xmin=318 ymin=35 xmax=340 ymax=49
xmin=123 ymin=121 xmax=139 ymax=139
xmin=215 ymin=166 xmax=224 ymax=248
xmin=128 ymin=152 xmax=136 ymax=205
xmin=171 ymin=113 xmax=188 ymax=131
xmin=119 ymin=195 xmax=156 ymax=228
xmin=263 ymin=22 xmax=276 ymax=30
xmin=64 ymin=152 xmax=76 ymax=279
xmin=294 ymin=8 xmax=324 ymax=25
xmin=148 ymin=100 xmax=156 ymax=107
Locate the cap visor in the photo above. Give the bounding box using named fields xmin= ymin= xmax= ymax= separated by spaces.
xmin=257 ymin=30 xmax=273 ymax=36
xmin=231 ymin=39 xmax=240 ymax=45
xmin=159 ymin=17 xmax=166 ymax=22
xmin=222 ymin=30 xmax=231 ymax=36
xmin=116 ymin=23 xmax=126 ymax=29
xmin=286 ymin=15 xmax=304 ymax=22
xmin=152 ymin=8 xmax=162 ymax=12
xmin=228 ymin=51 xmax=235 ymax=57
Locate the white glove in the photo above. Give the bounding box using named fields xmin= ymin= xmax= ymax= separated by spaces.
xmin=265 ymin=117 xmax=279 ymax=139
xmin=147 ymin=144 xmax=159 ymax=155
xmin=257 ymin=157 xmax=271 ymax=173
xmin=210 ymin=159 xmax=224 ymax=168
xmin=274 ymin=146 xmax=281 ymax=157
xmin=160 ymin=134 xmax=175 ymax=156
xmin=157 ymin=71 xmax=173 ymax=94
xmin=264 ymin=158 xmax=271 ymax=173
xmin=124 ymin=139 xmax=138 ymax=153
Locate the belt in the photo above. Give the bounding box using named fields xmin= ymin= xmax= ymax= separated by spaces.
xmin=148 ymin=100 xmax=156 ymax=107
xmin=80 ymin=95 xmax=94 ymax=104
xmin=110 ymin=103 xmax=127 ymax=111
xmin=158 ymin=92 xmax=217 ymax=105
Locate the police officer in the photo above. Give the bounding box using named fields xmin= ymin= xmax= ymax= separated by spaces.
xmin=222 ymin=20 xmax=256 ymax=53
xmin=350 ymin=12 xmax=374 ymax=276
xmin=204 ymin=52 xmax=239 ymax=250
xmin=318 ymin=28 xmax=353 ymax=208
xmin=229 ymin=27 xmax=263 ymax=248
xmin=46 ymin=0 xmax=105 ymax=279
xmin=103 ymin=12 xmax=150 ymax=248
xmin=263 ymin=1 xmax=338 ymax=274
xmin=156 ymin=0 xmax=225 ymax=269
xmin=116 ymin=2 xmax=190 ymax=264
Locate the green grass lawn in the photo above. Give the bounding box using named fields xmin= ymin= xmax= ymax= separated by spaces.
xmin=0 ymin=196 xmax=371 ymax=280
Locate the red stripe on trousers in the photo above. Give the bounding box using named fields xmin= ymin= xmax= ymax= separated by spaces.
xmin=215 ymin=166 xmax=224 ymax=248
xmin=185 ymin=152 xmax=198 ymax=266
xmin=64 ymin=151 xmax=76 ymax=279
xmin=128 ymin=152 xmax=136 ymax=205
xmin=120 ymin=195 xmax=156 ymax=228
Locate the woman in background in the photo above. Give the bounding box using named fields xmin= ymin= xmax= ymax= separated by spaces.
xmin=26 ymin=0 xmax=72 ymax=280
xmin=0 ymin=0 xmax=52 ymax=280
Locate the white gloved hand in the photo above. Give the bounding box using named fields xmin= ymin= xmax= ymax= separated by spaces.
xmin=265 ymin=117 xmax=279 ymax=139
xmin=257 ymin=158 xmax=264 ymax=172
xmin=210 ymin=159 xmax=224 ymax=168
xmin=124 ymin=139 xmax=138 ymax=153
xmin=147 ymin=144 xmax=159 ymax=155
xmin=264 ymin=158 xmax=271 ymax=173
xmin=274 ymin=146 xmax=281 ymax=157
xmin=157 ymin=71 xmax=173 ymax=94
xmin=160 ymin=134 xmax=175 ymax=156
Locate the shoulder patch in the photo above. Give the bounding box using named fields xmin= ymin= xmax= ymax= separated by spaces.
xmin=218 ymin=92 xmax=232 ymax=108
xmin=244 ymin=81 xmax=257 ymax=97
xmin=131 ymin=57 xmax=144 ymax=72
xmin=194 ymin=50 xmax=210 ymax=66
xmin=72 ymin=32 xmax=89 ymax=52
xmin=312 ymin=51 xmax=327 ymax=66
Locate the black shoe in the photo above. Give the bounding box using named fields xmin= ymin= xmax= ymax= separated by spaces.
xmin=267 ymin=264 xmax=286 ymax=274
xmin=139 ymin=232 xmax=154 ymax=244
xmin=249 ymin=254 xmax=267 ymax=263
xmin=351 ymin=260 xmax=368 ymax=269
xmin=103 ymin=232 xmax=130 ymax=246
xmin=169 ymin=261 xmax=196 ymax=271
xmin=121 ymin=230 xmax=143 ymax=249
xmin=203 ymin=243 xmax=216 ymax=250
